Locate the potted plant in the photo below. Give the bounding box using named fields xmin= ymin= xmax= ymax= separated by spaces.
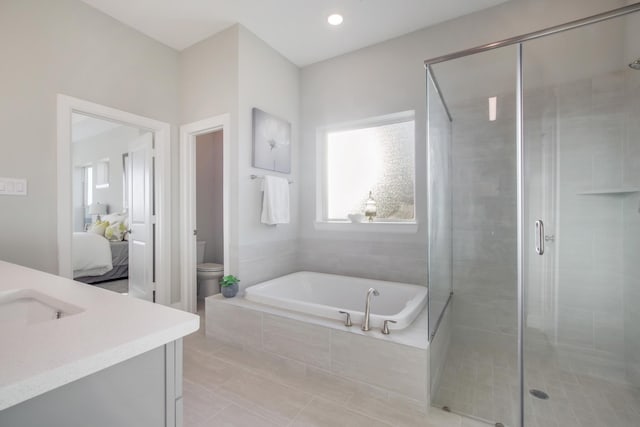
xmin=220 ymin=275 xmax=240 ymax=298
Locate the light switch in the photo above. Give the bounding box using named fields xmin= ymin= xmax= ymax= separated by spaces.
xmin=0 ymin=177 xmax=27 ymax=196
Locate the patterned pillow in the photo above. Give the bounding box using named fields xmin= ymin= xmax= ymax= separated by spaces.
xmin=88 ymin=220 xmax=109 ymax=236
xmin=105 ymin=221 xmax=127 ymax=241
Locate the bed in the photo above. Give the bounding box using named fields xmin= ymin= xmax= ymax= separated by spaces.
xmin=72 ymin=232 xmax=129 ymax=284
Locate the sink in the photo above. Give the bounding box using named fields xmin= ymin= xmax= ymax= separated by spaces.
xmin=0 ymin=289 xmax=84 ymax=326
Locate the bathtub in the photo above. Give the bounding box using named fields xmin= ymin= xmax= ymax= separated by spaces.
xmin=244 ymin=271 xmax=428 ymax=330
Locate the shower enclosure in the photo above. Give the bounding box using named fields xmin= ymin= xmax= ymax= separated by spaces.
xmin=426 ymin=4 xmax=640 ymax=427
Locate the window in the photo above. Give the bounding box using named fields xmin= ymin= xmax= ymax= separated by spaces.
xmin=319 ymin=111 xmax=415 ymax=225
xmin=84 ymin=165 xmax=93 ymax=207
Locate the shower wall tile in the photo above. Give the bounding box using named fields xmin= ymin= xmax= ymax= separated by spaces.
xmin=550 ymin=71 xmax=634 ymax=381
xmin=623 ymin=68 xmax=640 ymax=386
xmin=556 ymin=78 xmax=592 ymax=119
xmin=593 ymin=313 xmax=625 ymax=358
xmin=450 ymin=92 xmax=518 ymax=345
xmin=557 ymin=307 xmax=594 ymax=349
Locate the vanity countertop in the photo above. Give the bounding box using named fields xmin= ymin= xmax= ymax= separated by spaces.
xmin=0 ymin=261 xmax=199 ymax=411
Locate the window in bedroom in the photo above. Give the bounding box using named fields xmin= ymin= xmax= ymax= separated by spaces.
xmin=317 ymin=111 xmax=415 ymax=226
xmin=84 ymin=165 xmax=93 ymax=207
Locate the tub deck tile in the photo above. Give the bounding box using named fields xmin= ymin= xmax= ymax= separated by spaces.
xmin=262 ymin=314 xmax=332 ymax=370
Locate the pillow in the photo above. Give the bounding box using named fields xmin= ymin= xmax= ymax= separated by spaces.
xmin=105 ymin=221 xmax=127 ymax=241
xmin=88 ymin=220 xmax=109 ymax=236
xmin=102 ymin=212 xmax=127 ymax=226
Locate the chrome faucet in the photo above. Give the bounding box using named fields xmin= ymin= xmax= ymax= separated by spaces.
xmin=361 ymin=287 xmax=379 ymax=331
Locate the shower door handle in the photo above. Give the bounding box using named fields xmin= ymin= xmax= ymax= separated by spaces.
xmin=535 ymin=220 xmax=544 ymax=255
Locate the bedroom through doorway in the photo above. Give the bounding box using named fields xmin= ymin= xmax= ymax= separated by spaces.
xmin=70 ymin=113 xmax=153 ymax=298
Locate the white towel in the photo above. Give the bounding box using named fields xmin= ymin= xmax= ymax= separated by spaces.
xmin=261 ymin=175 xmax=290 ymax=225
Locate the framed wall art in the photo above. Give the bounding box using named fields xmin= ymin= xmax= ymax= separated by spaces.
xmin=252 ymin=108 xmax=291 ymax=173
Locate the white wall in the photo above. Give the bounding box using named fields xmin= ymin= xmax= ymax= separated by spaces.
xmin=196 ymin=131 xmax=224 ymax=264
xmin=72 ymin=125 xmax=142 ymax=227
xmin=0 ymin=0 xmax=178 ymax=275
xmin=236 ymin=26 xmax=300 ymax=289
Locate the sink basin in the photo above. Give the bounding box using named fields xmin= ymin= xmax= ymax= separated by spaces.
xmin=0 ymin=289 xmax=84 ymax=326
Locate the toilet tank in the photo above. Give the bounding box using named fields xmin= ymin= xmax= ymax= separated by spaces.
xmin=197 ymin=241 xmax=206 ymax=264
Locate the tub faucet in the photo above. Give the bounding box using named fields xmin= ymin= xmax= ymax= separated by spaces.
xmin=362 ymin=287 xmax=379 ymax=331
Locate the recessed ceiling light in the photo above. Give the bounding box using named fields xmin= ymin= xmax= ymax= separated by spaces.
xmin=328 ymin=14 xmax=343 ymax=26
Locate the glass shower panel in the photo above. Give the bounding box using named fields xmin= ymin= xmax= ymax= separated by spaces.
xmin=427 ymin=46 xmax=519 ymax=426
xmin=427 ymin=67 xmax=453 ymax=396
xmin=522 ymin=13 xmax=640 ymax=427
xmin=427 ymin=68 xmax=452 ymax=342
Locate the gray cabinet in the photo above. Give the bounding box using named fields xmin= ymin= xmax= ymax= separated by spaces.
xmin=0 ymin=340 xmax=183 ymax=427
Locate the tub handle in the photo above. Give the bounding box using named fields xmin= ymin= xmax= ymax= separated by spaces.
xmin=382 ymin=320 xmax=397 ymax=335
xmin=338 ymin=311 xmax=352 ymax=327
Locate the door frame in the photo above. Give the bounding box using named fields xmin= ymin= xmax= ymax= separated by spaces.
xmin=56 ymin=94 xmax=172 ymax=305
xmin=179 ymin=114 xmax=231 ymax=313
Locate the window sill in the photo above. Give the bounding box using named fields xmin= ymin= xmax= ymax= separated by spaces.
xmin=314 ymin=221 xmax=418 ymax=234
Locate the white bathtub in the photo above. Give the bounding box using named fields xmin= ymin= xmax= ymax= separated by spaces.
xmin=244 ymin=271 xmax=428 ymax=330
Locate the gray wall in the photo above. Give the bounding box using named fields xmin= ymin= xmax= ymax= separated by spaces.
xmin=236 ymin=26 xmax=300 ymax=289
xmin=0 ymin=0 xmax=179 ymax=282
xmin=623 ymin=0 xmax=640 ymax=388
xmin=179 ymin=25 xmax=300 ymax=292
xmin=196 ymin=131 xmax=224 ymax=265
xmin=623 ymin=67 xmax=640 ymax=387
xmin=177 ymin=25 xmax=240 ymax=302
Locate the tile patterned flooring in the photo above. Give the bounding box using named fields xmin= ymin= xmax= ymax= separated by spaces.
xmin=432 ymin=328 xmax=640 ymax=427
xmin=182 ymin=311 xmax=490 ymax=427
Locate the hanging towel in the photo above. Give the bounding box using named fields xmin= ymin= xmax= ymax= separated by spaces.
xmin=261 ymin=175 xmax=290 ymax=225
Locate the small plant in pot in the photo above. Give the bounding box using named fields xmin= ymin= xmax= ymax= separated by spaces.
xmin=220 ymin=275 xmax=240 ymax=298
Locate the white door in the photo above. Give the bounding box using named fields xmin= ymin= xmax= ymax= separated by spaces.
xmin=128 ymin=132 xmax=155 ymax=301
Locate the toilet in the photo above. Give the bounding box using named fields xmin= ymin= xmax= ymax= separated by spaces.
xmin=196 ymin=241 xmax=224 ymax=298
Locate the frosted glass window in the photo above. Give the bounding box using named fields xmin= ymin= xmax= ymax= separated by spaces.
xmin=325 ymin=117 xmax=415 ymax=221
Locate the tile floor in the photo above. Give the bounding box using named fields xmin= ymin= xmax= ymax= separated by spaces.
xmin=432 ymin=326 xmax=640 ymax=427
xmin=182 ymin=309 xmax=490 ymax=427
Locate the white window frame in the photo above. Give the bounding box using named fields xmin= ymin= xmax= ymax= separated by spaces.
xmin=315 ymin=110 xmax=418 ymax=233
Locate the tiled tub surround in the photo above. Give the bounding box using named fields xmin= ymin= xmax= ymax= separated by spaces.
xmin=205 ymin=295 xmax=430 ymax=409
xmin=244 ymin=271 xmax=428 ymax=330
xmin=186 ymin=306 xmax=490 ymax=427
xmin=298 ymin=238 xmax=427 ymax=286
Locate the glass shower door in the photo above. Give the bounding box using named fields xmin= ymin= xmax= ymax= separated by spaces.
xmin=427 ymin=46 xmax=520 ymax=426
xmin=522 ymin=13 xmax=640 ymax=427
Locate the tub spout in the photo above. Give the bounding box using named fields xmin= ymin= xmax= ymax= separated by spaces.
xmin=361 ymin=287 xmax=380 ymax=331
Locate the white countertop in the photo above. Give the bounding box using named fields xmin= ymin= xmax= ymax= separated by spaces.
xmin=0 ymin=261 xmax=199 ymax=411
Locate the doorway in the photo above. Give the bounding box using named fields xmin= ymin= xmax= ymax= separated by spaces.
xmin=180 ymin=115 xmax=230 ymax=313
xmin=57 ymin=95 xmax=172 ymax=304
xmin=195 ymin=130 xmax=225 ymax=301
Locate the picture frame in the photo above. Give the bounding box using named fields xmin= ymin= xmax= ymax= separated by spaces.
xmin=252 ymin=108 xmax=291 ymax=173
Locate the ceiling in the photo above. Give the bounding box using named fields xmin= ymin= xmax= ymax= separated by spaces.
xmin=80 ymin=0 xmax=510 ymax=66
